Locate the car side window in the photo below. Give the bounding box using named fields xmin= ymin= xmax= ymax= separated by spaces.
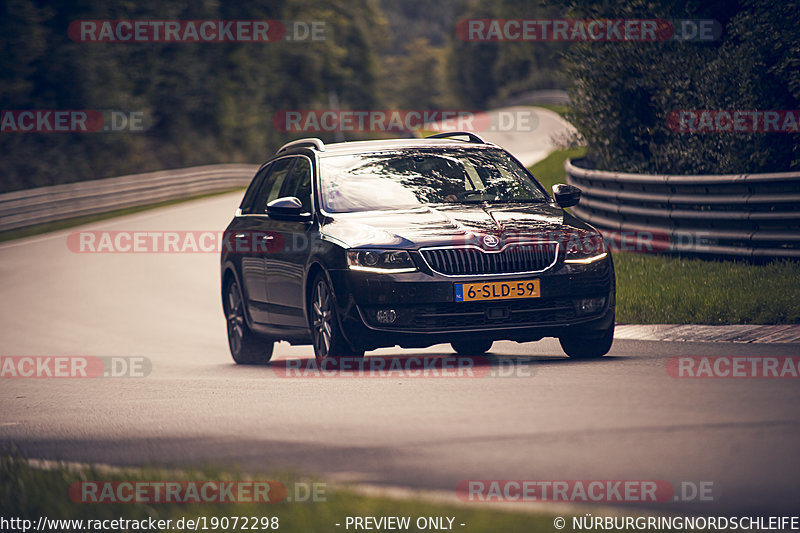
xmin=250 ymin=157 xmax=295 ymax=214
xmin=239 ymin=164 xmax=271 ymax=214
xmin=280 ymin=157 xmax=313 ymax=212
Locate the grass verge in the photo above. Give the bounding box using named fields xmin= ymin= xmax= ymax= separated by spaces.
xmin=0 ymin=187 xmax=245 ymax=244
xmin=614 ymin=254 xmax=800 ymax=325
xmin=530 ymin=148 xmax=800 ymax=325
xmin=1 ymin=456 xmax=575 ymax=533
xmin=531 ymin=103 xmax=570 ymax=117
xmin=528 ymin=147 xmax=586 ymax=192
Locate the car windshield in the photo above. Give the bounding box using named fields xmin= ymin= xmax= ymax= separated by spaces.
xmin=319 ymin=148 xmax=549 ymax=213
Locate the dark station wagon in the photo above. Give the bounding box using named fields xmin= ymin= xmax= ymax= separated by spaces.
xmin=221 ymin=132 xmax=615 ymax=364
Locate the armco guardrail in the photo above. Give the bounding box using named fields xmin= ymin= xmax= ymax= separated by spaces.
xmin=565 ymin=159 xmax=800 ymax=259
xmin=0 ymin=164 xmax=258 ymax=233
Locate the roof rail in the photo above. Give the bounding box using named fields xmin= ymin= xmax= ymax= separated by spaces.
xmin=277 ymin=138 xmax=325 ymax=154
xmin=425 ymin=131 xmax=491 ymax=144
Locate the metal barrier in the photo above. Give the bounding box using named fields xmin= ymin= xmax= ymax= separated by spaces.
xmin=0 ymin=164 xmax=258 ymax=233
xmin=3 ymin=159 xmax=799 ymax=259
xmin=565 ymin=159 xmax=800 ymax=259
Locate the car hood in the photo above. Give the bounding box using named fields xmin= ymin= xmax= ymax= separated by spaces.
xmin=320 ymin=203 xmax=596 ymax=249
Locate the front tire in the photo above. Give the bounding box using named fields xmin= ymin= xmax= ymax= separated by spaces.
xmin=310 ymin=273 xmax=364 ymax=363
xmin=559 ymin=322 xmax=614 ymax=359
xmin=224 ymin=278 xmax=274 ymax=364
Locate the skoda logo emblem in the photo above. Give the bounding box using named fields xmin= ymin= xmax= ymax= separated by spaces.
xmin=483 ymin=235 xmax=499 ymax=248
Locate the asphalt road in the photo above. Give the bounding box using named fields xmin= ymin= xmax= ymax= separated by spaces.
xmin=428 ymin=106 xmax=576 ymax=167
xmin=1 ymin=191 xmax=799 ymax=517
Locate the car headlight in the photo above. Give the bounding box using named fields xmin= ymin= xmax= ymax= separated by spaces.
xmin=346 ymin=249 xmax=418 ymax=273
xmin=347 ymin=250 xmax=417 ymax=274
xmin=564 ymin=232 xmax=608 ymax=264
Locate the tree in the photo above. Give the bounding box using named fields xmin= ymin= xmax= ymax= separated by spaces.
xmin=0 ymin=0 xmax=385 ymax=192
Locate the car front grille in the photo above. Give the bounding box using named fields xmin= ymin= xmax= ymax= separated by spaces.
xmin=420 ymin=243 xmax=558 ymax=276
xmin=414 ymin=299 xmax=575 ymax=330
xmin=361 ymin=298 xmax=579 ymax=332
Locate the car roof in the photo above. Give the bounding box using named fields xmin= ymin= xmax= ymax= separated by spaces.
xmin=320 ymin=138 xmax=495 ymax=156
xmin=273 ymin=133 xmax=499 ymax=160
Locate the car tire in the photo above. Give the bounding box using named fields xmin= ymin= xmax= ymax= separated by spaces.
xmin=451 ymin=339 xmax=493 ymax=355
xmin=224 ymin=278 xmax=274 ymax=364
xmin=310 ymin=273 xmax=365 ymax=363
xmin=559 ymin=322 xmax=614 ymax=359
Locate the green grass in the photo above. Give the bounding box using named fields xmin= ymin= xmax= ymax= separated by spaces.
xmin=532 ymin=103 xmax=570 ymax=117
xmin=0 ymin=456 xmax=581 ymax=533
xmin=614 ymin=254 xmax=800 ymax=325
xmin=0 ymin=187 xmax=245 ymax=243
xmin=528 ymin=147 xmax=586 ymax=192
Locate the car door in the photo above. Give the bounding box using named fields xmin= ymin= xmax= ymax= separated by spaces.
xmin=264 ymin=155 xmax=315 ymax=329
xmin=233 ymin=157 xmax=295 ymax=324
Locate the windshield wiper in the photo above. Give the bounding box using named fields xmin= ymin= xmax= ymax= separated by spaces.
xmin=484 ymin=198 xmax=547 ymax=204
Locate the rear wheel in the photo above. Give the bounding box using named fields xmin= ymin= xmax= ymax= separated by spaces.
xmin=310 ymin=274 xmax=364 ymax=363
xmin=451 ymin=339 xmax=493 ymax=355
xmin=559 ymin=322 xmax=614 ymax=359
xmin=224 ymin=278 xmax=274 ymax=364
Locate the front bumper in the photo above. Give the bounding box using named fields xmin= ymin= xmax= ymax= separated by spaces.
xmin=327 ymin=256 xmax=616 ymax=350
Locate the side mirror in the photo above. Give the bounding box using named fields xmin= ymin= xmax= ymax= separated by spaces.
xmin=266 ymin=196 xmax=312 ymax=222
xmin=552 ymin=184 xmax=581 ymax=208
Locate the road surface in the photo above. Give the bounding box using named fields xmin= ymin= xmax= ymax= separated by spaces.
xmin=1 ymin=192 xmax=798 ymax=516
xmin=427 ymin=106 xmax=577 ymax=167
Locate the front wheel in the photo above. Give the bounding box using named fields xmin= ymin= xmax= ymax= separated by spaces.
xmin=310 ymin=274 xmax=364 ymax=363
xmin=559 ymin=322 xmax=614 ymax=359
xmin=224 ymin=278 xmax=274 ymax=364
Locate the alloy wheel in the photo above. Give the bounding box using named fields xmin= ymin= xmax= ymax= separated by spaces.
xmin=312 ymin=280 xmax=333 ymax=360
xmin=225 ymin=281 xmax=245 ymax=356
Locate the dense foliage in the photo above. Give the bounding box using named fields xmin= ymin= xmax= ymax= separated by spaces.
xmin=0 ymin=0 xmax=385 ymax=192
xmin=562 ymin=0 xmax=800 ymax=174
xmin=3 ymin=0 xmax=795 ymax=192
xmin=446 ymin=0 xmax=567 ymax=109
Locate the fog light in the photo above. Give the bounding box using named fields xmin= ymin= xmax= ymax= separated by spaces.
xmin=376 ymin=309 xmax=397 ymax=324
xmin=574 ymin=297 xmax=606 ymax=316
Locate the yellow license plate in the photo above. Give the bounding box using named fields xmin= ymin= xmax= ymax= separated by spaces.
xmin=455 ymin=279 xmax=540 ymax=302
